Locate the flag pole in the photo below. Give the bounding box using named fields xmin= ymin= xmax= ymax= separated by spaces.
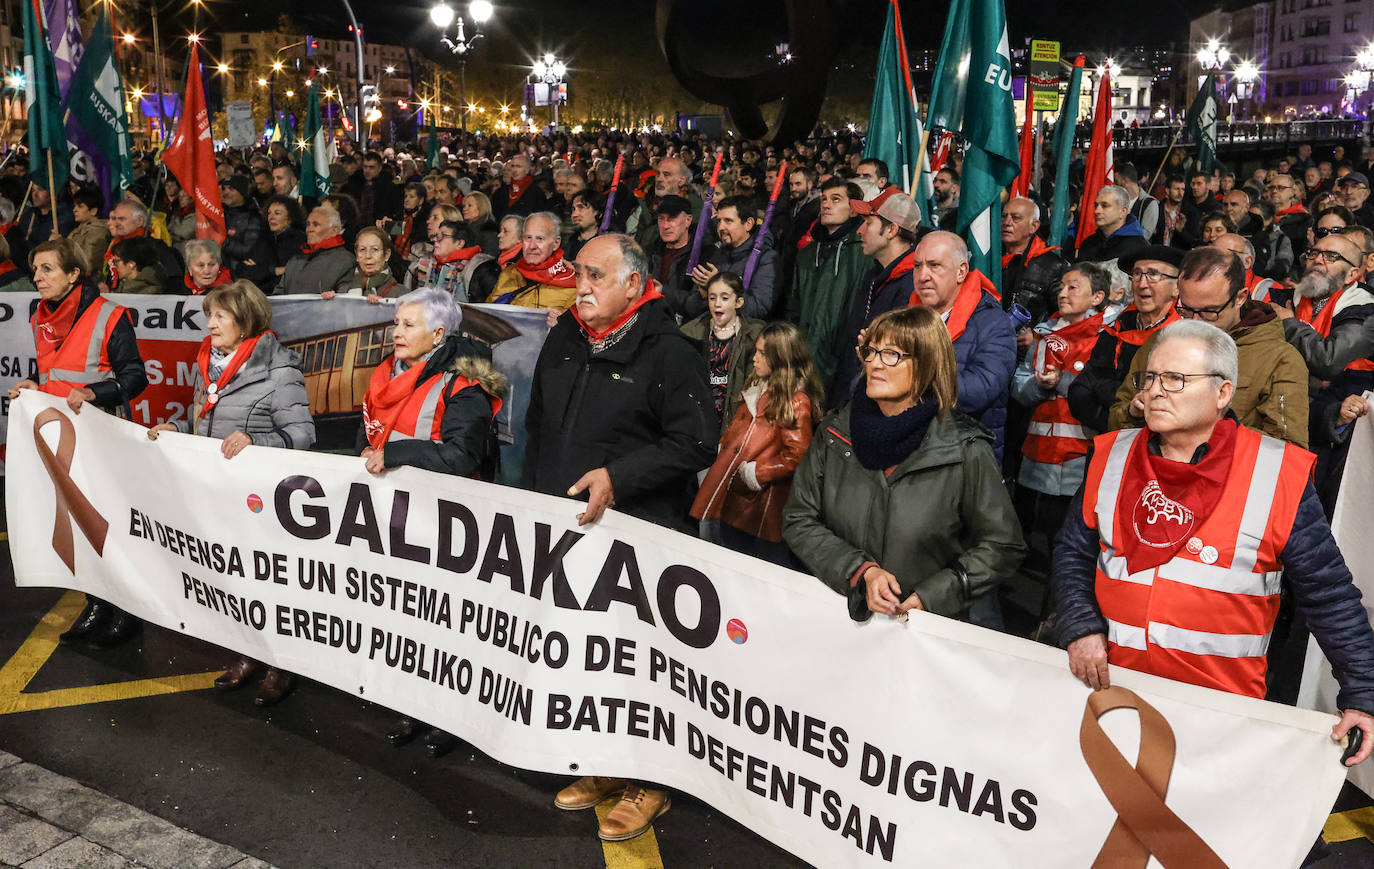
xmin=45 ymin=152 xmax=57 ymax=239
xmin=1147 ymin=128 xmax=1184 ymax=195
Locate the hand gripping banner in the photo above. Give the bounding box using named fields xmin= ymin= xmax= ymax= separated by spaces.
xmin=32 ymin=408 xmax=108 ymax=572
xmin=1080 ymin=687 xmax=1227 ymax=868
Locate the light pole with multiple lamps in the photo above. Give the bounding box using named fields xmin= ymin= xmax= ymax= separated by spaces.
xmin=429 ymin=1 xmax=494 ymax=133
xmin=1233 ymin=59 xmax=1260 ymax=120
xmin=1345 ymin=45 xmax=1374 ymax=117
xmin=531 ymin=52 xmax=566 ymax=130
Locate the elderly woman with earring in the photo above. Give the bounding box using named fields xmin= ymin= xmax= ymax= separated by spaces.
xmin=147 ymin=279 xmax=315 ymax=705
xmin=7 ymin=239 xmax=148 ymax=648
xmin=359 ymin=287 xmax=507 ymax=754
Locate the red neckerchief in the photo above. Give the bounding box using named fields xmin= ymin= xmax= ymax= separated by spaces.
xmin=1037 ymin=312 xmax=1104 ymax=373
xmin=0 ymin=260 xmax=17 ymax=277
xmin=185 ymin=266 xmax=232 ymax=295
xmin=498 ymin=245 xmax=522 ymax=267
xmin=398 ymin=212 xmax=416 ymax=258
xmin=571 ymin=280 xmax=665 ymax=340
xmin=1297 ymin=283 xmax=1359 ymax=336
xmin=507 ymin=176 xmax=534 ymax=205
xmin=32 ymin=286 xmax=82 ymax=355
xmin=1116 ymin=418 xmax=1238 ymax=574
xmin=1276 ymin=203 xmax=1308 ymax=217
xmin=515 ymin=249 xmax=578 ymax=288
xmin=195 ymin=332 xmax=268 ymax=420
xmin=436 ymin=244 xmax=482 ymax=265
xmin=362 ymin=355 xmax=432 ymax=450
xmin=300 ymin=234 xmax=345 ymax=256
xmin=1105 ymin=304 xmax=1179 ymax=366
xmin=913 ymin=269 xmax=997 ymax=340
xmin=105 ymin=227 xmax=147 ymax=288
xmin=1244 ymin=269 xmax=1262 ymax=291
xmin=796 ymin=218 xmax=818 ymax=251
xmin=1001 ymin=235 xmax=1060 ymax=268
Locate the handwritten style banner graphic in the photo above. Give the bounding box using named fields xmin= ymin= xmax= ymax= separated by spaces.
xmin=6 ymin=392 xmax=1347 ymax=867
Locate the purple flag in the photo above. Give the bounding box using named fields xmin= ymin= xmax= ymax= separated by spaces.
xmin=45 ymin=0 xmax=83 ymax=101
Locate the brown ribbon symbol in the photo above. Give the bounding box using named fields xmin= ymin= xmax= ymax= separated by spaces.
xmin=33 ymin=408 xmax=108 ymax=573
xmin=1080 ymin=687 xmax=1229 ymax=869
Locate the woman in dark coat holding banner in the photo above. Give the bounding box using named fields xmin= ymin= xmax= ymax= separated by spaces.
xmin=7 ymin=239 xmax=148 ymax=648
xmin=147 ymin=279 xmax=315 ymax=706
xmin=358 ymin=287 xmax=507 ymax=755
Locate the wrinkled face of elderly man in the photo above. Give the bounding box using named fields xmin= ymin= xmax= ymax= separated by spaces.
xmin=573 ymin=236 xmax=644 ymax=334
xmin=305 ymin=207 xmax=339 ymax=246
xmin=911 ymin=231 xmax=969 ymax=313
xmin=1141 ymin=337 xmax=1233 ymax=438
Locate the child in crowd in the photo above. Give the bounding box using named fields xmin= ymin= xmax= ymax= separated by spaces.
xmin=680 ymin=271 xmax=764 ymax=435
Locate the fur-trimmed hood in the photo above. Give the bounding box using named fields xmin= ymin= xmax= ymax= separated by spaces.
xmin=451 ymin=354 xmax=509 ymax=398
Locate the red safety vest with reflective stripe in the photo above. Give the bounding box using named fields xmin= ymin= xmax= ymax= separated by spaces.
xmin=1296 ymin=284 xmax=1374 ymax=372
xmin=1081 ymin=424 xmax=1314 ymax=698
xmin=1021 ymin=317 xmax=1099 ymax=466
xmin=33 ymin=296 xmax=126 ymax=398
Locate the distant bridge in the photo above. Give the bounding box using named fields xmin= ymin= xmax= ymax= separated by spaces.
xmin=1094 ymin=119 xmax=1368 ymax=173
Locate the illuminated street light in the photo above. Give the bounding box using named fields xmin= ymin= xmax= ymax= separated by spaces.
xmin=216 ymin=63 xmax=229 ymax=74
xmin=532 ymin=53 xmax=567 ymax=128
xmin=385 ymin=65 xmax=396 ymax=74
xmin=1197 ymin=37 xmax=1230 ymax=71
xmin=318 ymin=65 xmax=328 ymax=75
xmin=272 ymin=60 xmax=284 ymax=72
xmin=285 ymin=89 xmax=295 ymax=97
xmin=430 ymin=1 xmax=495 ymax=132
xmin=187 ymin=32 xmax=200 ymax=44
xmin=122 ymin=33 xmax=136 ymax=44
xmin=257 ymin=77 xmax=268 ymax=87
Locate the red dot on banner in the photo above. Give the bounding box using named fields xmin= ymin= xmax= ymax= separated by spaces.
xmin=726 ymin=619 xmax=748 ymax=644
xmin=246 ymin=494 xmax=263 ymax=513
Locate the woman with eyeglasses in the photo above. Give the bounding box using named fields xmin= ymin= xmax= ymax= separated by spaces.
xmin=783 ymin=306 xmax=1025 ymax=622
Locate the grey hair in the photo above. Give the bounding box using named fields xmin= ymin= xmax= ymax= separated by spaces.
xmin=0 ymin=197 xmax=15 ymax=224
xmin=315 ymin=205 xmax=343 ymax=229
xmin=525 ymin=211 xmax=562 ymax=239
xmin=184 ymin=238 xmax=222 ymax=264
xmin=603 ymin=233 xmax=650 ymax=286
xmin=1009 ymin=195 xmax=1042 ymax=221
xmin=118 ymin=199 xmax=149 ymax=227
xmin=500 ymin=213 xmax=526 ymax=234
xmin=1152 ymin=319 xmax=1239 ymax=391
xmin=396 ymin=288 xmax=462 ymax=336
xmin=920 ymin=229 xmax=971 ymax=266
xmin=1098 ymin=184 xmax=1130 ymax=211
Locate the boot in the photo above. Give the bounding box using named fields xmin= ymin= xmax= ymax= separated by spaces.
xmin=253 ymin=668 xmax=294 ymax=707
xmin=423 ymin=728 xmax=458 ymax=758
xmin=214 ymin=657 xmax=262 ymax=692
xmin=598 ymin=785 xmax=671 ymax=841
xmin=59 ymin=597 xmax=109 ymax=645
xmin=86 ymin=608 xmax=142 ymax=649
xmin=554 ymin=776 xmax=628 ymax=811
xmin=387 ymin=717 xmax=420 ymax=747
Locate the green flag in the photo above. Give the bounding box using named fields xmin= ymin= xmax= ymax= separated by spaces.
xmin=1186 ymin=73 xmax=1219 ymax=175
xmin=1047 ymin=57 xmax=1086 ymax=250
xmin=299 ymin=82 xmax=330 ymax=197
xmin=865 ymin=0 xmax=923 ymax=210
xmin=64 ymin=7 xmax=133 ymax=201
xmin=427 ymin=110 xmax=439 ymax=170
xmin=22 ymin=0 xmax=69 ymax=191
xmin=925 ymin=0 xmax=1019 ymax=285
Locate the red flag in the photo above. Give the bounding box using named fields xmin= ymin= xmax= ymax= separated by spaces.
xmin=1011 ymin=110 xmax=1035 ymax=198
xmin=1074 ymin=66 xmax=1116 ymax=252
xmin=929 ymin=131 xmax=955 ymax=174
xmin=162 ymin=44 xmax=225 ymax=244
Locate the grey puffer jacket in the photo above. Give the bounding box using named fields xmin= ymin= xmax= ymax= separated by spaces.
xmin=182 ymin=332 xmax=316 ymax=450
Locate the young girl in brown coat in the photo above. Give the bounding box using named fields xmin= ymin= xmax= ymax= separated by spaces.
xmin=691 ymin=322 xmax=824 ymax=566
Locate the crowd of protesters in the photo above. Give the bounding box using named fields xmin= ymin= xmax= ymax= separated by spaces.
xmin=9 ymin=126 xmax=1374 ymax=851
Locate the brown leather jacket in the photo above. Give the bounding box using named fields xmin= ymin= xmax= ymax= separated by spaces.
xmin=690 ymin=388 xmax=815 ymax=542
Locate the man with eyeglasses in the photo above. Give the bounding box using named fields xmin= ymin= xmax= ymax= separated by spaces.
xmin=1337 ymin=171 xmax=1374 ymax=229
xmin=1110 ymin=246 xmax=1308 ymax=447
xmin=1068 ymin=246 xmax=1181 ymax=434
xmin=1272 ymin=232 xmax=1374 ymax=381
xmin=1053 ymin=319 xmax=1374 ymax=773
xmin=1265 ymin=171 xmax=1312 ymax=261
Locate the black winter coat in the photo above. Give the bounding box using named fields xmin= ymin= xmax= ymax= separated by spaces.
xmin=523 ymin=298 xmax=717 ymax=529
xmin=223 ymin=205 xmax=275 ymax=287
xmin=1001 ymin=243 xmax=1068 ymax=325
xmin=1067 ymin=308 xmax=1154 ymax=434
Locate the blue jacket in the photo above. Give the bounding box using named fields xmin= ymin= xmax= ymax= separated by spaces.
xmin=952 ymin=285 xmax=1018 ymax=462
xmin=1053 ymin=469 xmax=1374 ymax=715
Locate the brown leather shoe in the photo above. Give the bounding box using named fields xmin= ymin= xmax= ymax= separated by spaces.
xmin=553 ymin=776 xmax=628 ymax=811
xmin=214 ymin=657 xmax=261 ymax=692
xmin=598 ymin=785 xmax=670 ymax=841
xmin=253 ymin=668 xmax=294 ymax=707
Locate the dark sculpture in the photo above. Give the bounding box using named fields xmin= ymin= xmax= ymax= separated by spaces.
xmin=655 ymin=0 xmax=836 ymax=144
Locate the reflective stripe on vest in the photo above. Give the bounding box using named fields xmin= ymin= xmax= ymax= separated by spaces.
xmin=1026 ymin=420 xmax=1089 ymax=440
xmin=36 ymin=297 xmax=122 ymax=391
xmin=1083 ymin=425 xmax=1312 ymax=698
xmin=385 ymin=372 xmax=452 ymax=443
xmin=1249 ymin=278 xmax=1274 ymax=303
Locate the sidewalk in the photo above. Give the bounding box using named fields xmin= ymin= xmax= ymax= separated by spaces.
xmin=0 ymin=751 xmax=272 ymax=869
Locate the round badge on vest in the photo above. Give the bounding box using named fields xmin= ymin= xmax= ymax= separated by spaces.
xmin=1186 ymin=537 xmax=1203 ymax=554
xmin=1200 ymin=545 xmax=1219 ymax=565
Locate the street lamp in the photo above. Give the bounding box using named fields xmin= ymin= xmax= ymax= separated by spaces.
xmin=1197 ymin=37 xmax=1231 ymax=71
xmin=1346 ymin=45 xmax=1374 ymax=116
xmin=430 ymin=1 xmax=494 ymax=133
xmin=1233 ymin=59 xmax=1260 ymax=120
xmin=532 ymin=52 xmax=567 ymax=129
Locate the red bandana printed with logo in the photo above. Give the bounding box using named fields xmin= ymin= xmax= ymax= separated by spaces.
xmin=1115 ymin=418 xmax=1238 ymax=573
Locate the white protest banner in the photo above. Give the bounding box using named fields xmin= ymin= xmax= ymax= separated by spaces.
xmin=6 ymin=391 xmax=1348 ymax=867
xmin=1300 ymin=394 xmax=1374 ymax=797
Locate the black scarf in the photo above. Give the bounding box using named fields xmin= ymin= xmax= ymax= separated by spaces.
xmin=849 ymin=390 xmax=939 ymax=471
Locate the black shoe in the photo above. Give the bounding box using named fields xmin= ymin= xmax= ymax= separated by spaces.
xmin=423 ymin=729 xmax=458 ymax=758
xmin=86 ymin=610 xmax=142 ymax=649
xmin=387 ymin=717 xmax=420 ymax=747
xmin=59 ymin=598 xmax=109 ymax=645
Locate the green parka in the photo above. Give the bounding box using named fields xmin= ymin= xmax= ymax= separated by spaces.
xmin=787 ymin=217 xmax=869 ymax=387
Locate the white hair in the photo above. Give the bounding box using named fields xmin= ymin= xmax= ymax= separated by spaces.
xmin=397 ymin=288 xmax=462 ymax=336
xmin=117 ymin=199 xmax=149 ymax=227
xmin=184 ymin=238 xmax=222 ymax=264
xmin=314 ymin=205 xmax=343 ymax=229
xmin=1009 ymin=196 xmax=1042 ymax=222
xmin=525 ymin=211 xmax=562 ymax=239
xmin=1152 ymin=319 xmax=1239 ymax=389
xmin=1098 ymin=184 xmax=1130 ymax=211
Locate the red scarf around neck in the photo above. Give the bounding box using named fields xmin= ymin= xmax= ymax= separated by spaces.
xmin=1038 ymin=312 xmax=1104 ymax=373
xmin=914 ymin=269 xmax=997 ymax=340
xmin=498 ymin=245 xmax=522 ymax=267
xmin=507 ymin=176 xmax=534 ymax=204
xmin=32 ymin=286 xmax=82 ymax=355
xmin=195 ymin=333 xmax=268 ymax=419
xmin=104 ymin=227 xmax=147 ymax=288
xmin=515 ymin=249 xmax=578 ymax=288
xmin=571 ymin=280 xmax=665 ymax=340
xmin=185 ymin=266 xmax=232 ymax=295
xmin=362 ymin=355 xmax=434 ymax=450
xmin=301 ymin=234 xmax=345 ymax=256
xmin=1105 ymin=304 xmax=1179 ymax=366
xmin=1276 ymin=203 xmax=1308 ymax=218
xmin=1001 ymin=235 xmax=1060 ymax=268
xmin=1296 ymin=284 xmax=1358 ymax=336
xmin=436 ymin=244 xmax=483 ymax=265
xmin=1116 ymin=419 xmax=1238 ymax=574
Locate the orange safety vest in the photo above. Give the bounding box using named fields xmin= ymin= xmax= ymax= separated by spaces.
xmin=1022 ymin=315 xmax=1101 ymax=466
xmin=1081 ymin=425 xmax=1314 ymax=698
xmin=1296 ymin=284 xmax=1374 ymax=372
xmin=366 ymin=370 xmax=454 ymax=446
xmin=33 ymin=296 xmax=127 ymax=398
